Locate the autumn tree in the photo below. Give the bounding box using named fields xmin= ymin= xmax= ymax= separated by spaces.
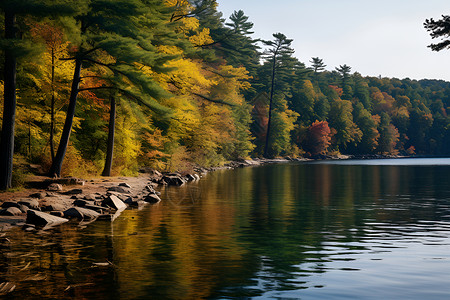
xmin=0 ymin=0 xmax=77 ymax=189
xmin=305 ymin=120 xmax=332 ymax=156
xmin=49 ymin=0 xmax=178 ymax=177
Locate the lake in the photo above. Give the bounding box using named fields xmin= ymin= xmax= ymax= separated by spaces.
xmin=2 ymin=158 xmax=450 ymax=299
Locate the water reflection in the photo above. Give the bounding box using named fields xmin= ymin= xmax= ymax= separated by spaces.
xmin=2 ymin=161 xmax=450 ymax=299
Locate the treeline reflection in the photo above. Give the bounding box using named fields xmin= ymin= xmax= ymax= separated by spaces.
xmin=2 ymin=163 xmax=450 ymax=298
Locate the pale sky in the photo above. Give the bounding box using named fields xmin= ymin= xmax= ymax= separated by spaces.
xmin=217 ymin=0 xmax=450 ymax=81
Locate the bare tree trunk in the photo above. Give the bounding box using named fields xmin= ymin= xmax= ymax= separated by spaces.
xmin=0 ymin=11 xmax=17 ymax=190
xmin=102 ymin=96 xmax=116 ymax=176
xmin=48 ymin=58 xmax=82 ymax=177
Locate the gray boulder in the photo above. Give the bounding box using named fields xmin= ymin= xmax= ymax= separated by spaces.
xmin=84 ymin=194 xmax=97 ymax=201
xmin=47 ymin=183 xmax=63 ymax=191
xmin=0 ymin=207 xmax=22 ymax=216
xmin=102 ymin=195 xmax=127 ymax=211
xmin=119 ymin=182 xmax=132 ymax=188
xmin=143 ymin=193 xmax=161 ymax=204
xmin=107 ymin=186 xmax=130 ymax=194
xmin=29 ymin=192 xmax=46 ymax=199
xmin=18 ymin=204 xmax=29 ymax=213
xmin=64 ymin=188 xmax=83 ymax=195
xmin=64 ymin=207 xmax=100 ymax=220
xmin=18 ymin=199 xmax=40 ymax=210
xmin=124 ymin=197 xmax=148 ymax=208
xmin=26 ymin=210 xmax=68 ymax=227
xmin=160 ymin=173 xmax=186 ymax=186
xmin=84 ymin=204 xmax=107 ymax=214
xmin=1 ymin=201 xmax=20 ymax=209
xmin=42 ymin=203 xmax=66 ymax=212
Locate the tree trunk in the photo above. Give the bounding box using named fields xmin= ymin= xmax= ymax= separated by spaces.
xmin=0 ymin=11 xmax=17 ymax=190
xmin=263 ymin=56 xmax=277 ymax=158
xmin=48 ymin=58 xmax=82 ymax=177
xmin=101 ymin=96 xmax=116 ymax=177
xmin=50 ymin=47 xmax=56 ymax=161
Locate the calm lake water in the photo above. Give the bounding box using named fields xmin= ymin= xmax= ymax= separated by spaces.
xmin=2 ymin=158 xmax=450 ymax=299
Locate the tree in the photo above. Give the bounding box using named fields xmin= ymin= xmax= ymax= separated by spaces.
xmin=328 ymin=99 xmax=362 ymax=151
xmin=261 ymin=33 xmax=296 ymax=157
xmin=305 ymin=120 xmax=331 ymax=156
xmin=0 ymin=0 xmax=77 ymax=189
xmin=335 ymin=64 xmax=353 ymax=100
xmin=49 ymin=0 xmax=177 ymax=177
xmin=310 ymin=57 xmax=326 ymax=74
xmin=424 ymin=15 xmax=450 ymax=51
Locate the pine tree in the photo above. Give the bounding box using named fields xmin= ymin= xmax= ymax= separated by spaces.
xmin=261 ymin=33 xmax=297 ymax=157
xmin=310 ymin=57 xmax=326 ymax=74
xmin=49 ymin=0 xmax=178 ymax=177
xmin=424 ymin=15 xmax=450 ymax=51
xmin=335 ymin=64 xmax=353 ymax=100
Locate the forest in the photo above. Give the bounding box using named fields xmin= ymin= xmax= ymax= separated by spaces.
xmin=1 ymin=0 xmax=450 ymax=188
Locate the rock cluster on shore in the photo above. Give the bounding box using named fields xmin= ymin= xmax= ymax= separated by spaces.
xmin=0 ymin=157 xmax=314 ymax=232
xmin=0 ymin=170 xmax=203 ymax=232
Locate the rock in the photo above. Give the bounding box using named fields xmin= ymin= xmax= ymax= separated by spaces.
xmin=119 ymin=183 xmax=131 ymax=188
xmin=145 ymin=185 xmax=156 ymax=194
xmin=193 ymin=174 xmax=200 ymax=181
xmin=106 ymin=191 xmax=128 ymax=200
xmin=124 ymin=198 xmax=148 ymax=208
xmin=45 ymin=177 xmax=85 ymax=186
xmin=50 ymin=211 xmax=65 ymax=218
xmin=185 ymin=174 xmax=197 ymax=181
xmin=143 ymin=193 xmax=161 ymax=204
xmin=42 ymin=203 xmax=66 ymax=212
xmin=1 ymin=201 xmax=20 ymax=209
xmin=18 ymin=199 xmax=40 ymax=210
xmin=84 ymin=194 xmax=97 ymax=201
xmin=26 ymin=210 xmax=68 ymax=227
xmin=18 ymin=204 xmax=29 ymax=213
xmin=64 ymin=207 xmax=100 ymax=220
xmin=47 ymin=183 xmax=63 ymax=191
xmin=102 ymin=195 xmax=127 ymax=211
xmin=0 ymin=207 xmax=22 ymax=216
xmin=107 ymin=186 xmax=130 ymax=193
xmin=64 ymin=188 xmax=83 ymax=195
xmin=73 ymin=199 xmax=97 ymax=207
xmin=84 ymin=204 xmax=107 ymax=214
xmin=160 ymin=174 xmax=186 ymax=186
xmin=29 ymin=192 xmax=46 ymax=199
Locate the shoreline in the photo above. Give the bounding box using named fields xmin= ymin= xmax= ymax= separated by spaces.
xmin=0 ymin=154 xmax=419 ymax=232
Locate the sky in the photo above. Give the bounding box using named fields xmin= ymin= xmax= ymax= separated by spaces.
xmin=216 ymin=0 xmax=450 ymax=81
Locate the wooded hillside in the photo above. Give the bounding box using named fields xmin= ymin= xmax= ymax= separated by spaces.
xmin=1 ymin=0 xmax=449 ymax=187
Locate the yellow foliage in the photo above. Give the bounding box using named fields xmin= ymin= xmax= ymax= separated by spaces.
xmin=189 ymin=28 xmax=214 ymax=46
xmin=161 ymin=58 xmax=215 ymax=94
xmin=112 ymin=103 xmax=142 ymax=176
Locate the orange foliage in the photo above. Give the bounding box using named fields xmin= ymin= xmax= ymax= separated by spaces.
xmin=306 ymin=120 xmax=332 ymax=155
xmin=329 ymin=85 xmax=343 ymax=97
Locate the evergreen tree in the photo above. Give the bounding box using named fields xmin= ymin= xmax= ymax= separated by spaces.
xmin=49 ymin=0 xmax=177 ymax=177
xmin=261 ymin=33 xmax=297 ymax=157
xmin=335 ymin=64 xmax=353 ymax=100
xmin=310 ymin=57 xmax=326 ymax=75
xmin=424 ymin=15 xmax=450 ymax=51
